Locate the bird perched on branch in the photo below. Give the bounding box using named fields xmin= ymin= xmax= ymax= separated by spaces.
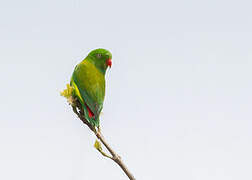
xmin=70 ymin=48 xmax=112 ymax=127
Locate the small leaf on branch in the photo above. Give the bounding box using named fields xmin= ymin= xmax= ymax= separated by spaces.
xmin=94 ymin=139 xmax=102 ymax=151
xmin=94 ymin=140 xmax=112 ymax=159
xmin=60 ymin=84 xmax=75 ymax=105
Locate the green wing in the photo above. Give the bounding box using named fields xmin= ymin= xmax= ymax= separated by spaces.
xmin=71 ymin=59 xmax=105 ymax=127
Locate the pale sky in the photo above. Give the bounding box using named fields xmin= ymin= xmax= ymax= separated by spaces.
xmin=1 ymin=0 xmax=252 ymax=180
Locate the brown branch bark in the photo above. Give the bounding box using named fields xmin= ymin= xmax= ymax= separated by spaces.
xmin=72 ymin=100 xmax=136 ymax=180
xmin=95 ymin=131 xmax=136 ymax=180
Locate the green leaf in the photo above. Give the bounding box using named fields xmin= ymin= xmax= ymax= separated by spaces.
xmin=60 ymin=84 xmax=75 ymax=105
xmin=94 ymin=140 xmax=111 ymax=158
xmin=94 ymin=140 xmax=102 ymax=151
xmin=60 ymin=84 xmax=74 ymax=98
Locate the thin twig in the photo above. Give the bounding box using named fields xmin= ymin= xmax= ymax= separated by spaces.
xmin=71 ymin=100 xmax=136 ymax=180
xmin=96 ymin=131 xmax=136 ymax=180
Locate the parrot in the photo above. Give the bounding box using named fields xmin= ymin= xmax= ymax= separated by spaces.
xmin=70 ymin=48 xmax=112 ymax=127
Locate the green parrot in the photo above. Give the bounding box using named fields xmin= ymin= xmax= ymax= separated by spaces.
xmin=70 ymin=48 xmax=112 ymax=127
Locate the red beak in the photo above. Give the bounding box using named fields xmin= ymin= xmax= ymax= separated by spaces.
xmin=106 ymin=58 xmax=112 ymax=67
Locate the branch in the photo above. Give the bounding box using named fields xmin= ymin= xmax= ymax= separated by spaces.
xmin=71 ymin=99 xmax=136 ymax=180
xmin=95 ymin=131 xmax=136 ymax=180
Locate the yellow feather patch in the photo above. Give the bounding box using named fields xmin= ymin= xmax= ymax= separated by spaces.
xmin=71 ymin=80 xmax=84 ymax=103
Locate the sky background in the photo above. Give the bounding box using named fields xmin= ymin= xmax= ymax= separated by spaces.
xmin=0 ymin=0 xmax=252 ymax=179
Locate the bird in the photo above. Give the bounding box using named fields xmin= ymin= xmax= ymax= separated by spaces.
xmin=70 ymin=48 xmax=112 ymax=127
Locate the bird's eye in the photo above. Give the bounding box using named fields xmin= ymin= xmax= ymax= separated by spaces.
xmin=96 ymin=53 xmax=102 ymax=58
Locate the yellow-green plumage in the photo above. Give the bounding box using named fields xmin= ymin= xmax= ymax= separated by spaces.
xmin=70 ymin=49 xmax=112 ymax=127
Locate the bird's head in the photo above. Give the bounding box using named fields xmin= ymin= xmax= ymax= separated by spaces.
xmin=87 ymin=48 xmax=112 ymax=74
